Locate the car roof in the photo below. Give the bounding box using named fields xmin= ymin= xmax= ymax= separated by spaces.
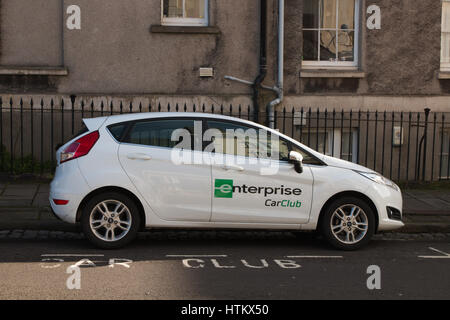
xmin=103 ymin=112 xmax=253 ymax=125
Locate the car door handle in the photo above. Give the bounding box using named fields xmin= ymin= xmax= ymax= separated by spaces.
xmin=222 ymin=164 xmax=244 ymax=172
xmin=127 ymin=153 xmax=152 ymax=161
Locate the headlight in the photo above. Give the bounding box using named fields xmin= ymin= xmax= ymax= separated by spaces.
xmin=354 ymin=171 xmax=400 ymax=191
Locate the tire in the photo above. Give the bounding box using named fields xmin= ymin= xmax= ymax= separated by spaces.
xmin=81 ymin=192 xmax=141 ymax=249
xmin=320 ymin=197 xmax=376 ymax=251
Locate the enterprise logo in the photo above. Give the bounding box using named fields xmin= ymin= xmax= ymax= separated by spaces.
xmin=214 ymin=179 xmax=302 ymax=199
xmin=214 ymin=179 xmax=234 ymax=198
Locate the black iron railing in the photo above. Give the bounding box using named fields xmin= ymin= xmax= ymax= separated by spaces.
xmin=271 ymin=107 xmax=450 ymax=182
xmin=0 ymin=97 xmax=449 ymax=182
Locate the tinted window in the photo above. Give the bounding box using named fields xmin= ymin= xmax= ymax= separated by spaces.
xmin=124 ymin=119 xmax=199 ymax=150
xmin=108 ymin=123 xmax=127 ymax=141
xmin=206 ymin=120 xmax=290 ymax=161
xmin=291 ymin=144 xmax=324 ymax=165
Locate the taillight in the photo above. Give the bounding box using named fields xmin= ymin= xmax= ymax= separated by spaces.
xmin=60 ymin=131 xmax=100 ymax=164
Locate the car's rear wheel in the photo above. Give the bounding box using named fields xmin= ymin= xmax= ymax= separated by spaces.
xmin=320 ymin=197 xmax=376 ymax=251
xmin=81 ymin=192 xmax=140 ymax=249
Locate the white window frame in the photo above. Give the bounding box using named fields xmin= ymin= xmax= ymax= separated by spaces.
xmin=302 ymin=0 xmax=360 ymax=70
xmin=161 ymin=0 xmax=209 ymax=26
xmin=441 ymin=0 xmax=450 ymax=71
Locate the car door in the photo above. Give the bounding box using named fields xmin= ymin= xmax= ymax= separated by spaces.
xmin=206 ymin=120 xmax=314 ymax=224
xmin=118 ymin=117 xmax=212 ymax=222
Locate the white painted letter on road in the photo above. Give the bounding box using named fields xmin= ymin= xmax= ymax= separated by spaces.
xmin=109 ymin=258 xmax=133 ymax=269
xmin=273 ymin=259 xmax=301 ymax=269
xmin=73 ymin=258 xmax=96 ymax=268
xmin=211 ymin=259 xmax=236 ymax=269
xmin=241 ymin=259 xmax=269 ymax=269
xmin=182 ymin=259 xmax=205 ymax=269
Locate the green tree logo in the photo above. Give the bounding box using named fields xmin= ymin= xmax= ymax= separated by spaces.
xmin=214 ymin=179 xmax=234 ymax=198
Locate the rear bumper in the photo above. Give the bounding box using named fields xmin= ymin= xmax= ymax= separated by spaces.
xmin=50 ymin=206 xmax=62 ymax=221
xmin=49 ymin=160 xmax=91 ymax=224
xmin=49 ymin=194 xmax=84 ymax=224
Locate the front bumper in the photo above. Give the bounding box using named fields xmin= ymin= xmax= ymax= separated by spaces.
xmin=365 ymin=183 xmax=405 ymax=231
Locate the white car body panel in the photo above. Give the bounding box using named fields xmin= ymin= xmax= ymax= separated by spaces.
xmin=118 ymin=144 xmax=212 ymax=222
xmin=50 ymin=112 xmax=404 ymax=233
xmin=49 ymin=160 xmax=90 ymax=224
xmin=211 ymin=157 xmax=313 ymax=224
xmin=83 ymin=117 xmax=108 ymax=131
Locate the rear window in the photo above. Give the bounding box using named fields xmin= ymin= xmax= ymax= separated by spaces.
xmin=123 ymin=119 xmax=198 ymax=149
xmin=107 ymin=123 xmax=128 ymax=141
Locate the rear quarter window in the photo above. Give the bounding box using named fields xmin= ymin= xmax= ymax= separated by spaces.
xmin=107 ymin=123 xmax=128 ymax=141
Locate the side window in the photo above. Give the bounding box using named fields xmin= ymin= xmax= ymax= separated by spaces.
xmin=290 ymin=144 xmax=324 ymax=166
xmin=124 ymin=119 xmax=198 ymax=150
xmin=206 ymin=120 xmax=290 ymax=161
xmin=107 ymin=123 xmax=127 ymax=141
xmin=258 ymin=132 xmax=290 ymax=161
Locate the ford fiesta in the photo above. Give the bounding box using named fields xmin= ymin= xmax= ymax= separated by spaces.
xmin=50 ymin=113 xmax=404 ymax=250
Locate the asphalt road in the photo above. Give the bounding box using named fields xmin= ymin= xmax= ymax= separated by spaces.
xmin=0 ymin=233 xmax=449 ymax=300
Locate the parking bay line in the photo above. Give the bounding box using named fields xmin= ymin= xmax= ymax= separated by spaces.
xmin=286 ymin=256 xmax=343 ymax=259
xmin=418 ymin=247 xmax=450 ymax=259
xmin=166 ymin=255 xmax=228 ymax=258
xmin=41 ymin=254 xmax=105 ymax=257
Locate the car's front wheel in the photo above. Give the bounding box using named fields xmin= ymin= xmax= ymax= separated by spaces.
xmin=81 ymin=192 xmax=141 ymax=249
xmin=320 ymin=197 xmax=376 ymax=251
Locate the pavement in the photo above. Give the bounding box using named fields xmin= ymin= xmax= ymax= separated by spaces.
xmin=0 ymin=234 xmax=449 ymax=299
xmin=0 ymin=181 xmax=448 ymax=234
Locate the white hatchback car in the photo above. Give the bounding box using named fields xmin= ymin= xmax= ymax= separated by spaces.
xmin=50 ymin=113 xmax=404 ymax=250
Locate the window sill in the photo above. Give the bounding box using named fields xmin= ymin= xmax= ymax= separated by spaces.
xmin=150 ymin=25 xmax=221 ymax=34
xmin=438 ymin=71 xmax=450 ymax=79
xmin=0 ymin=66 xmax=68 ymax=76
xmin=300 ymin=70 xmax=366 ymax=79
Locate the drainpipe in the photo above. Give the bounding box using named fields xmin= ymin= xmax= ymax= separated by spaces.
xmin=266 ymin=0 xmax=284 ymax=129
xmin=253 ymin=0 xmax=268 ymax=124
xmin=224 ymin=0 xmax=283 ymax=127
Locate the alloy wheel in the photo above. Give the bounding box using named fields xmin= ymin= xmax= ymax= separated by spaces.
xmin=89 ymin=200 xmax=132 ymax=242
xmin=330 ymin=204 xmax=369 ymax=245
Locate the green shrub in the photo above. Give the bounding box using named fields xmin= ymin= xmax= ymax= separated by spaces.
xmin=0 ymin=145 xmax=56 ymax=175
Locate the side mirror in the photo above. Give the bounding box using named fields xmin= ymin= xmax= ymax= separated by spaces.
xmin=289 ymin=151 xmax=304 ymax=174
